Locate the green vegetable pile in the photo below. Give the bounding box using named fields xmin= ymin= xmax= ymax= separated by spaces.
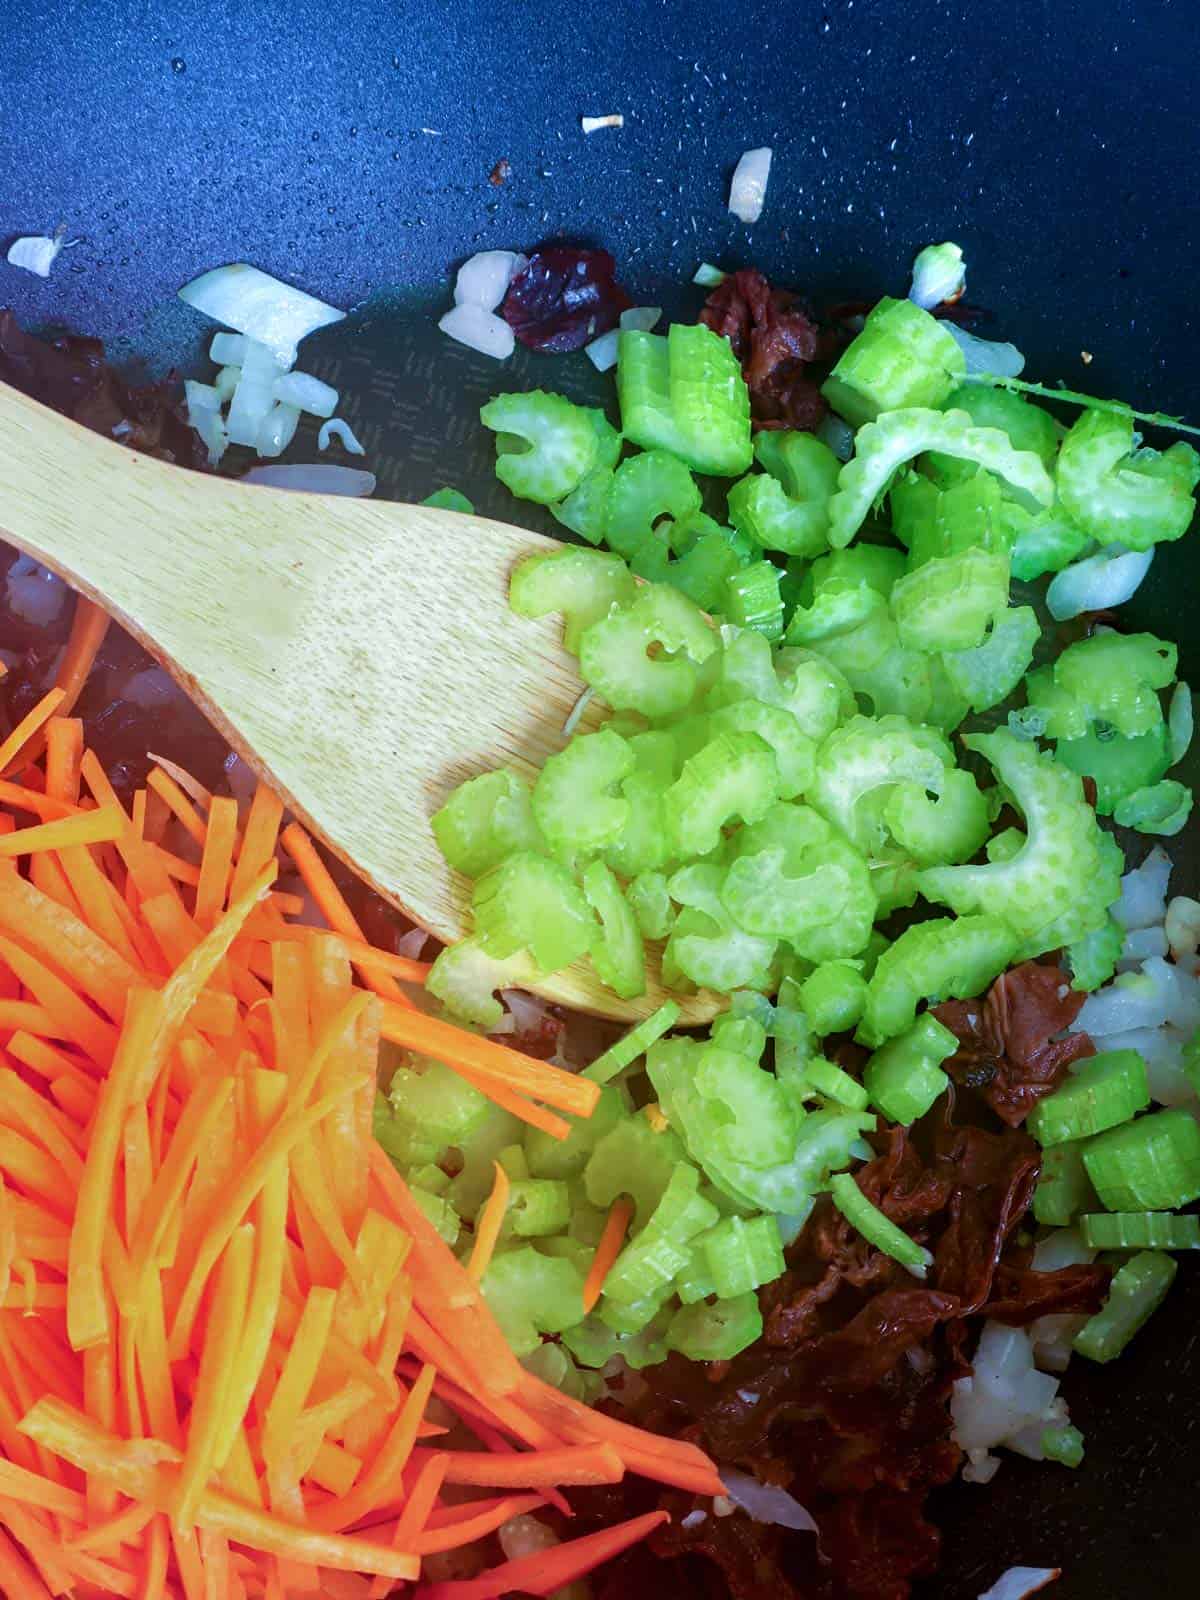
xmin=382 ymin=279 xmax=1200 ymax=1381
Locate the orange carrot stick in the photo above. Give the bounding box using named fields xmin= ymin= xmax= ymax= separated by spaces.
xmin=52 ymin=597 xmax=109 ymax=719
xmin=146 ymin=768 xmax=208 ymax=848
xmin=229 ymin=784 xmax=285 ymax=906
xmin=467 ymin=1162 xmax=510 ymax=1284
xmin=582 ymin=1196 xmax=634 ymax=1313
xmin=433 ymin=1442 xmax=624 ymax=1488
xmin=0 ymin=688 xmax=66 ymax=777
xmin=419 ymin=1511 xmax=671 ymax=1598
xmin=410 ymin=1492 xmax=547 ymax=1557
xmin=194 ymin=795 xmax=240 ymax=929
xmin=0 ymin=806 xmax=125 ymax=858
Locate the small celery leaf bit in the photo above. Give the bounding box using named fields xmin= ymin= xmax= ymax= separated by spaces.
xmin=827 ymin=407 xmax=1054 ymax=548
xmin=907 ymin=241 xmax=965 ymax=310
xmin=961 ymin=371 xmax=1200 ymax=442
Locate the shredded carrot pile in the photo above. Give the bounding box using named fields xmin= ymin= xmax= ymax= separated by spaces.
xmin=0 ymin=692 xmax=721 ymax=1599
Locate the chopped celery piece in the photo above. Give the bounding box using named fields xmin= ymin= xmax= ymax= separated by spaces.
xmin=830 ymin=1172 xmax=932 ymax=1276
xmin=443 ymin=1102 xmax=527 ymax=1217
xmin=1028 ymin=632 xmax=1176 ymax=741
xmin=505 ymin=1178 xmax=571 ymax=1237
xmin=810 ymin=613 xmax=939 ymax=725
xmin=471 ymin=851 xmax=595 ymax=971
xmin=939 ymin=605 xmax=1039 ymax=714
xmin=579 ymin=581 xmax=714 ymax=719
xmin=809 ymin=713 xmax=951 ymax=856
xmin=551 ymin=465 xmax=615 ymax=546
xmin=583 ymin=860 xmax=646 ymax=999
xmin=583 ymin=1114 xmax=687 ymax=1229
xmin=1034 ymin=1140 xmax=1097 ymax=1226
xmin=1028 ymin=1049 xmax=1150 ymax=1148
xmin=828 ymin=406 xmax=1054 ymax=548
xmin=821 ymin=298 xmax=966 ymax=427
xmin=525 ymin=1086 xmax=626 ymax=1180
xmin=497 ymin=1144 xmax=529 ymax=1181
xmin=510 ymin=547 xmax=637 ymax=655
xmin=665 ymin=731 xmax=780 ymax=856
xmin=904 ymin=468 xmax=1016 ymax=565
xmin=1008 ymin=505 xmax=1092 ymax=581
xmin=481 ymin=391 xmax=601 ymax=504
xmin=480 ymin=1248 xmax=586 ymax=1357
xmin=660 ymin=518 xmax=746 ymax=611
xmin=937 ymin=382 xmax=1058 ymax=466
xmin=802 ymin=1056 xmax=870 ymax=1111
xmin=432 ymin=768 xmax=542 ymax=877
xmin=691 ymin=1045 xmax=798 ymax=1166
xmin=423 ymin=486 xmax=475 ymax=513
xmin=723 ymin=802 xmax=876 ymax=963
xmin=710 ymin=1011 xmax=768 ymax=1062
xmin=726 ymin=430 xmax=840 ymax=556
xmin=725 ymin=560 xmax=785 ymax=640
xmin=708 ymin=701 xmax=815 ymax=800
xmin=702 ymin=1214 xmax=786 ymax=1298
xmin=409 ymin=1162 xmax=449 ymax=1195
xmin=666 ymin=1292 xmax=762 ymax=1361
xmin=602 ymin=1164 xmax=720 ymax=1305
xmin=1040 ymin=1424 xmax=1085 ymax=1469
xmin=1067 ymin=916 xmax=1123 ymax=994
xmin=883 ymin=768 xmax=990 ymax=868
xmin=773 ymin=647 xmax=857 ymax=740
xmin=426 ymin=936 xmax=541 ymax=1030
xmin=521 ymin=1340 xmax=604 ymax=1403
xmin=1056 ymin=405 xmax=1200 ymax=550
xmin=785 ymin=546 xmax=905 ymax=645
xmin=665 ymin=862 xmax=779 ymax=992
xmin=892 ymin=549 xmax=1011 ymax=654
xmin=917 ymin=730 xmax=1124 ymax=962
xmin=604 ymin=449 xmax=702 ymax=559
xmin=1082 ymin=1108 xmax=1200 ymax=1210
xmin=533 ymin=729 xmax=634 ymax=859
xmin=603 ymin=735 xmax=676 ymax=877
xmin=626 ymin=871 xmax=676 ymax=941
xmin=1073 ymin=1249 xmax=1177 ymax=1363
xmin=859 ymin=916 xmax=1018 ymax=1048
xmin=411 ymin=1188 xmax=460 ymax=1246
xmin=1055 ymin=724 xmax=1172 ymax=816
xmin=564 ymin=1309 xmax=671 ymax=1370
xmin=597 ymin=1284 xmax=675 ymax=1335
xmin=800 ymin=960 xmax=868 ymax=1035
xmin=617 ymin=325 xmax=753 ymax=475
xmin=1080 ymin=1212 xmax=1200 ymax=1251
xmin=863 ymin=1014 xmax=957 ymax=1122
xmin=1113 ymin=779 xmax=1193 ymax=837
xmin=674 ymin=1239 xmax=717 ymax=1304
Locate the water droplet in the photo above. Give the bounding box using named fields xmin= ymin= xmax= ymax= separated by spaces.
xmin=311 ymin=130 xmax=320 ymax=141
xmin=349 ymin=125 xmax=358 ymax=136
xmin=170 ymin=56 xmax=186 ymax=73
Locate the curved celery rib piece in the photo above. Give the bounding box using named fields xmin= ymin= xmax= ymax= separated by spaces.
xmin=917 ymin=730 xmax=1123 ymax=961
xmin=707 ymin=701 xmax=815 ymax=800
xmin=722 ymin=802 xmax=876 ymax=963
xmin=550 ymin=466 xmax=615 ymax=546
xmin=432 ymin=767 xmax=543 ymax=878
xmin=524 ymin=1086 xmax=625 ymax=1179
xmin=863 ymin=1014 xmax=957 ymax=1123
xmin=625 ymin=870 xmax=676 ymax=941
xmin=809 ymin=713 xmax=951 ymax=857
xmin=727 ymin=430 xmax=840 ymax=556
xmin=1073 ymin=1250 xmax=1177 ymax=1364
xmin=1027 ymin=631 xmax=1176 ymax=741
xmin=884 ymin=768 xmax=990 ymax=867
xmin=604 ymin=449 xmax=702 ymax=559
xmin=701 ymin=1214 xmax=787 ymax=1299
xmin=665 ymin=731 xmax=779 ymax=857
xmin=858 ymin=914 xmax=1018 ymax=1047
xmin=532 ymin=728 xmax=635 ymax=858
xmin=904 ymin=469 xmax=1017 ymax=565
xmin=584 ymin=1113 xmax=688 ymax=1231
xmin=941 ymin=605 xmax=1040 ymax=714
xmin=425 ymin=936 xmax=542 ymax=1030
xmin=1056 ymin=406 xmax=1200 ymax=550
xmin=472 ymin=851 xmax=595 ymax=971
xmin=663 ymin=862 xmax=778 ymax=992
xmin=1113 ymin=779 xmax=1194 ymax=837
xmin=1055 ymin=724 xmax=1172 ymax=816
xmin=665 ymin=1292 xmax=762 ymax=1360
xmin=773 ymin=647 xmax=857 ymax=741
xmin=1008 ymin=506 xmax=1092 ymax=581
xmin=809 ymin=613 xmax=938 ymax=726
xmin=725 ymin=560 xmax=785 ymax=640
xmin=602 ymin=1164 xmax=720 ymax=1307
xmin=828 ymin=406 xmax=1054 ymax=548
xmin=785 ymin=546 xmax=904 ymax=646
xmin=799 ymin=960 xmax=868 ymax=1035
xmin=1028 ymin=1049 xmax=1149 ymax=1147
xmin=617 ymin=324 xmax=752 ymax=476
xmin=830 ymin=1172 xmax=932 ymax=1276
xmin=481 ymin=390 xmax=602 ymax=504
xmin=821 ymin=297 xmax=966 ymax=427
xmin=510 ymin=546 xmax=637 ymax=654
xmin=892 ymin=548 xmax=1011 ymax=654
xmin=936 ymin=381 xmax=1058 ymax=465
xmin=582 ymin=860 xmax=646 ymax=1000
xmin=1066 ymin=914 xmax=1123 ymax=994
xmin=1083 ymin=1107 xmax=1200 ymax=1210
xmin=579 ymin=582 xmax=713 ymax=719
xmin=480 ymin=1248 xmax=586 ymax=1357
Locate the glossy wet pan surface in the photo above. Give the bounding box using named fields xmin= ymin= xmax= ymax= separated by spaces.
xmin=5 ymin=0 xmax=1200 ymax=1591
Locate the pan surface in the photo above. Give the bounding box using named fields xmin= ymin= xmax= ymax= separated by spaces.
xmin=4 ymin=1 xmax=1200 ymax=1592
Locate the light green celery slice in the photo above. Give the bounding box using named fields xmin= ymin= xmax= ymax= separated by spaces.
xmin=625 ymin=871 xmax=676 ymax=940
xmin=509 ymin=547 xmax=636 ymax=654
xmin=532 ymin=729 xmax=635 ymax=858
xmin=667 ymin=322 xmax=754 ymax=475
xmin=1027 ymin=631 xmax=1176 ymax=741
xmin=707 ymin=701 xmax=816 ymax=799
xmin=726 ymin=430 xmax=840 ymax=556
xmin=1056 ymin=406 xmax=1200 ymax=550
xmin=830 ymin=1172 xmax=932 ymax=1276
xmin=579 ymin=582 xmax=713 ymax=719
xmin=1113 ymin=780 xmax=1194 ymax=837
xmin=550 ymin=466 xmax=615 ymax=546
xmin=582 ymin=860 xmax=647 ymax=1000
xmin=1073 ymin=1250 xmax=1177 ymax=1363
xmin=471 ymin=851 xmax=595 ymax=970
xmin=821 ymin=297 xmax=966 ymax=427
xmin=859 ymin=916 xmax=1018 ymax=1047
xmin=481 ymin=390 xmax=601 ymax=504
xmin=664 ymin=862 xmax=778 ymax=992
xmin=941 ymin=605 xmax=1040 ymax=713
xmin=883 ymin=768 xmax=990 ymax=867
xmin=425 ymin=937 xmax=541 ymax=1030
xmin=480 ymin=1248 xmax=586 ymax=1357
xmin=891 ymin=549 xmax=1011 ymax=654
xmin=604 ymin=449 xmax=702 ymax=559
xmin=431 ymin=768 xmax=543 ymax=878
xmin=1055 ymin=725 xmax=1172 ymax=816
xmin=809 ymin=713 xmax=951 ymax=856
xmin=665 ymin=731 xmax=780 ymax=857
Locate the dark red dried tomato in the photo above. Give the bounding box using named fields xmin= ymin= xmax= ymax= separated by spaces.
xmin=700 ymin=268 xmax=830 ymax=430
xmin=500 ymin=247 xmax=632 ymax=353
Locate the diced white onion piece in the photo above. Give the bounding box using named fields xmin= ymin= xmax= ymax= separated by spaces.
xmin=6 ymin=555 xmax=66 ymax=627
xmin=1166 ymin=895 xmax=1200 ymax=963
xmin=6 ymin=234 xmax=64 ymax=278
xmin=620 ymin=305 xmax=662 ymax=332
xmin=584 ymin=329 xmax=621 ymax=372
xmin=977 ymin=1567 xmax=1061 ymax=1600
xmin=1169 ymin=681 xmax=1193 ymax=764
xmin=962 ymin=1449 xmax=1001 ymax=1484
xmin=693 ymin=262 xmax=727 ymax=287
xmin=951 ymin=1323 xmax=1061 ymax=1461
xmin=498 ymin=1514 xmax=557 ymax=1561
xmin=729 ymin=146 xmax=772 ymax=223
xmin=184 ymin=380 xmax=222 ymax=412
xmin=255 ymin=402 xmax=301 ymax=460
xmin=680 ymin=1509 xmax=708 ymax=1530
xmin=1046 ymin=544 xmax=1154 ymax=621
xmin=581 ymin=114 xmax=624 ymax=134
xmin=318 ymin=418 xmax=365 ymax=456
xmin=1029 ymin=1312 xmax=1086 ymax=1373
xmin=1073 ymin=970 xmax=1168 ymax=1035
xmin=185 ymin=379 xmax=229 ymax=467
xmin=179 ymin=263 xmax=346 ymax=367
xmin=817 ymin=413 xmax=856 ymax=462
xmin=395 ymin=925 xmax=430 ymax=959
xmin=239 ymin=464 xmax=376 ymax=496
xmin=453 ymin=251 xmax=527 ymax=311
xmin=720 ymin=1470 xmax=818 ymax=1533
xmin=1119 ymin=924 xmax=1169 ymax=968
xmin=1031 ymin=1227 xmax=1095 ymax=1272
xmin=438 ymin=301 xmax=515 ymax=360
xmin=226 ymin=340 xmax=287 ymax=448
xmin=210 ymin=331 xmax=247 ymax=366
xmin=1111 ymin=846 xmax=1171 ymax=929
xmin=944 ymin=322 xmax=1025 ymax=378
xmin=563 ymin=686 xmax=596 ymax=737
xmin=908 ymin=241 xmax=965 ymax=310
xmin=214 ymin=365 xmax=241 ymax=402
xmin=273 ymin=370 xmax=339 ymax=419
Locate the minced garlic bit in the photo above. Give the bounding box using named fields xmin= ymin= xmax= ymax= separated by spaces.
xmin=581 ymin=114 xmax=625 ymax=134
xmin=1081 ymin=350 xmax=1094 ymax=364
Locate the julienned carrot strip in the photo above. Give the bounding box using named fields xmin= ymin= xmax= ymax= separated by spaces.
xmin=194 ymin=795 xmax=239 ymax=930
xmin=64 ymin=1496 xmax=157 ymax=1552
xmin=420 ymin=1511 xmax=671 ymax=1599
xmin=467 ymin=1162 xmax=510 ymax=1284
xmin=0 ymin=688 xmax=66 ymax=777
xmin=391 ymin=1450 xmax=448 ymax=1550
xmin=44 ymin=718 xmax=83 ymax=803
xmin=0 ymin=1452 xmax=87 ymax=1516
xmin=145 ymin=754 xmax=213 ymax=813
xmin=0 ymin=1523 xmax=53 ymax=1600
xmin=0 ymin=1068 xmax=85 ymax=1185
xmin=229 ymin=783 xmax=285 ymax=906
xmin=410 ymin=1492 xmax=547 ymax=1557
xmin=0 ymin=1002 xmax=65 ymax=1043
xmin=262 ymin=1285 xmax=337 ymax=1475
xmin=583 ymin=1196 xmax=635 ymax=1314
xmin=56 ymin=835 xmax=146 ymax=968
xmin=146 ymin=769 xmax=208 ymax=848
xmin=53 ymin=597 xmax=109 ymax=720
xmin=123 ymin=1102 xmax=153 ymax=1239
xmin=256 ymin=925 xmax=431 ymax=984
xmin=432 ymin=1442 xmax=624 ymax=1489
xmin=306 ymin=1363 xmax=435 ymax=1533
xmin=0 ymin=870 xmax=139 ymax=1022
xmin=0 ymin=781 xmax=79 ymax=821
xmin=127 ymin=1074 xmax=234 ymax=1284
xmin=0 ymin=807 xmax=124 ymax=858
xmin=139 ymin=1515 xmax=170 ymax=1600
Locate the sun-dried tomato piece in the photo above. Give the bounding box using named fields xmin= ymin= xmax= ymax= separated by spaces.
xmin=500 ymin=246 xmax=632 ymax=352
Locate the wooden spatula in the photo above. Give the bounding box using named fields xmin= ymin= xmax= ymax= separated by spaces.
xmin=0 ymin=382 xmax=720 ymax=1023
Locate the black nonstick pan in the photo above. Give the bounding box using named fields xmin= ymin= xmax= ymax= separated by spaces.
xmin=4 ymin=0 xmax=1199 ymax=1593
